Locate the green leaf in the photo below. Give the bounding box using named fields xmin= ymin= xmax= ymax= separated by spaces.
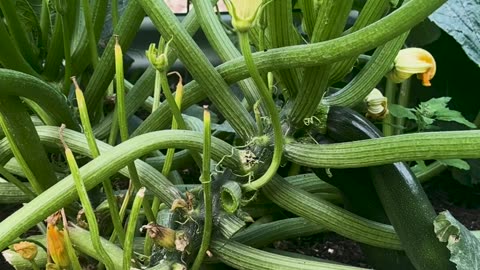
xmin=438 ymin=159 xmax=470 ymax=171
xmin=434 ymin=211 xmax=480 ymax=270
xmin=419 ymin=97 xmax=451 ymax=114
xmin=388 ymin=104 xmax=416 ymax=120
xmin=434 ymin=108 xmax=477 ymax=128
xmin=429 ymin=0 xmax=480 ymax=66
xmin=16 ymin=0 xmax=41 ymax=42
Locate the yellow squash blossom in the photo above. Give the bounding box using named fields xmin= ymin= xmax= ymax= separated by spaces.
xmin=47 ymin=223 xmax=70 ymax=268
xmin=387 ymin=48 xmax=436 ymax=87
xmin=224 ymin=0 xmax=264 ymax=32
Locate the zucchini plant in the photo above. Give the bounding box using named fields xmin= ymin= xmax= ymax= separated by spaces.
xmin=0 ymin=0 xmax=479 ymax=269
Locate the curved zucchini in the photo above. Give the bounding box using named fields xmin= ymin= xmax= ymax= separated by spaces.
xmin=325 ymin=106 xmax=453 ymax=270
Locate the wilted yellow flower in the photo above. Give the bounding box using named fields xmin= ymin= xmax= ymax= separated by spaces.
xmin=13 ymin=241 xmax=38 ymax=261
xmin=142 ymin=223 xmax=176 ymax=251
xmin=364 ymin=88 xmax=388 ymax=120
xmin=224 ymin=0 xmax=264 ymax=32
xmin=47 ymin=223 xmax=70 ymax=268
xmin=387 ymin=48 xmax=436 ymax=87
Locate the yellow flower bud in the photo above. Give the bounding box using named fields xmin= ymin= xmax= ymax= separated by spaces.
xmin=387 ymin=48 xmax=436 ymax=87
xmin=145 ymin=43 xmax=169 ymax=72
xmin=224 ymin=0 xmax=265 ymax=32
xmin=364 ymin=88 xmax=388 ymax=120
xmin=13 ymin=241 xmax=38 ymax=261
xmin=47 ymin=223 xmax=70 ymax=268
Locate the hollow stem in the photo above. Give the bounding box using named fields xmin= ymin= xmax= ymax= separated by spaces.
xmin=114 ymin=36 xmax=155 ymax=222
xmin=81 ymin=0 xmax=99 ymax=68
xmin=123 ymin=187 xmax=145 ymax=270
xmin=238 ymin=33 xmax=283 ymax=192
xmin=191 ymin=106 xmax=212 ymax=270
xmin=73 ymin=78 xmax=126 ymax=245
xmin=382 ymin=79 xmax=397 ymax=136
xmin=61 ymin=128 xmax=115 ymax=269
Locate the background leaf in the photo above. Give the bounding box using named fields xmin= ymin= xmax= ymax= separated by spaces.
xmin=434 ymin=211 xmax=480 ymax=270
xmin=438 ymin=159 xmax=470 ymax=171
xmin=429 ymin=0 xmax=480 ymax=66
xmin=388 ymin=104 xmax=417 ymax=120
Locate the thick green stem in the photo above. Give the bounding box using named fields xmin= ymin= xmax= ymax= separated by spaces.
xmin=265 ymin=0 xmax=302 ymax=98
xmin=192 ymin=108 xmax=212 ymax=270
xmin=264 ymin=175 xmax=401 ymax=249
xmin=322 ymin=32 xmax=408 ymax=107
xmin=84 ymin=1 xmax=145 ymax=115
xmin=285 ymin=130 xmax=480 ymax=168
xmin=114 ymin=37 xmax=155 ymax=222
xmin=123 ymin=188 xmax=145 ymax=270
xmin=192 ymin=0 xmax=262 ymax=109
xmin=383 ymin=79 xmax=397 ymax=136
xmin=81 ymin=0 xmax=99 ymax=68
xmin=74 ymin=82 xmax=126 ymax=244
xmin=42 ymin=17 xmax=64 ymax=80
xmin=0 ymin=20 xmax=39 ymax=77
xmin=138 ymin=0 xmax=257 ymax=140
xmin=287 ymin=0 xmax=351 ymax=127
xmin=395 ymin=78 xmax=412 ymax=134
xmin=0 ymin=69 xmax=78 ymax=129
xmin=64 ymin=145 xmax=115 ymax=269
xmin=0 ymin=97 xmax=58 ymax=192
xmin=329 ymin=0 xmax=390 ymax=82
xmin=0 ymin=0 xmax=39 ymax=69
xmin=238 ymin=33 xmax=283 ymax=191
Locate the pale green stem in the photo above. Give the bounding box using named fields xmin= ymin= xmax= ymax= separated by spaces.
xmin=191 ymin=107 xmax=212 ymax=270
xmin=238 ymin=33 xmax=283 ymax=192
xmin=383 ymin=79 xmax=397 ymax=136
xmin=73 ymin=79 xmax=126 ymax=245
xmin=63 ymin=144 xmax=115 ymax=269
xmin=81 ymin=0 xmax=99 ymax=68
xmin=123 ymin=187 xmax=145 ymax=270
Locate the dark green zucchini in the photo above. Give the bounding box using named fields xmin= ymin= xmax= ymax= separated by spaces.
xmin=324 ymin=106 xmax=453 ymax=270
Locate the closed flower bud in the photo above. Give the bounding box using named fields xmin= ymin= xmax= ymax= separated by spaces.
xmin=13 ymin=241 xmax=38 ymax=261
xmin=146 ymin=43 xmax=168 ymax=72
xmin=365 ymin=88 xmax=388 ymax=120
xmin=387 ymin=48 xmax=436 ymax=86
xmin=225 ymin=0 xmax=265 ymax=32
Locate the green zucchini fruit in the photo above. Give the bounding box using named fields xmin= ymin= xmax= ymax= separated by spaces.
xmin=324 ymin=106 xmax=453 ymax=270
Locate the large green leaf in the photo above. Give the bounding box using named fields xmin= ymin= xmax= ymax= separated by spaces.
xmin=429 ymin=0 xmax=480 ymax=66
xmin=434 ymin=211 xmax=480 ymax=270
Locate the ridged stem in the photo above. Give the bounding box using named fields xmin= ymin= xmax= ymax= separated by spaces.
xmin=321 ymin=32 xmax=408 ymax=107
xmin=265 ymin=0 xmax=302 ymax=98
xmin=287 ymin=0 xmax=351 ymax=127
xmin=0 ymin=97 xmax=57 ymax=192
xmin=238 ymin=33 xmax=282 ymax=192
xmin=284 ymin=130 xmax=480 ymax=168
xmin=114 ymin=37 xmax=155 ymax=222
xmin=395 ymin=78 xmax=412 ymax=134
xmin=0 ymin=0 xmax=38 ymax=69
xmin=84 ymin=1 xmax=145 ymax=114
xmin=191 ymin=0 xmax=262 ymax=109
xmin=57 ymin=5 xmax=72 ymax=95
xmin=62 ymin=138 xmax=115 ymax=269
xmin=73 ymin=78 xmax=126 ymax=245
xmin=81 ymin=0 xmax=99 ymax=68
xmin=123 ymin=187 xmax=145 ymax=270
xmin=191 ymin=107 xmax=212 ymax=270
xmin=42 ymin=18 xmax=64 ymax=79
xmin=382 ymin=79 xmax=397 ymax=136
xmin=0 ymin=128 xmax=241 ymax=250
xmin=263 ymin=175 xmax=401 ymax=249
xmin=211 ymin=238 xmax=368 ymax=270
xmin=0 ymin=19 xmax=38 ymax=76
xmin=0 ymin=165 xmax=36 ymax=200
xmin=137 ymin=0 xmax=257 ymax=140
xmin=329 ymin=0 xmax=390 ymax=82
